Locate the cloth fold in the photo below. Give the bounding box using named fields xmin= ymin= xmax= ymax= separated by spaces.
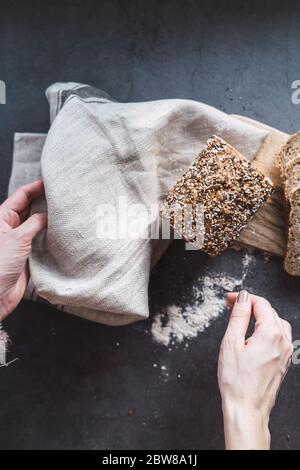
xmin=8 ymin=83 xmax=269 ymax=325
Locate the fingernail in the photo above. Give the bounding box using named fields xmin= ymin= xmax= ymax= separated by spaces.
xmin=237 ymin=290 xmax=249 ymax=303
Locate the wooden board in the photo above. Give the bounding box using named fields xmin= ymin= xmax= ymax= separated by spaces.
xmin=233 ymin=116 xmax=288 ymax=257
xmin=152 ymin=116 xmax=289 ymax=264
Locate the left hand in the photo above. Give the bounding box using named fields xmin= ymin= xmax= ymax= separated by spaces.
xmin=0 ymin=180 xmax=47 ymax=320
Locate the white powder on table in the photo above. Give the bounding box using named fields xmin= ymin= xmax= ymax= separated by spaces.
xmin=151 ymin=253 xmax=255 ymax=348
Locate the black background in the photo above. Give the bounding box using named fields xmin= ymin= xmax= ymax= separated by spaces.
xmin=0 ymin=0 xmax=300 ymax=450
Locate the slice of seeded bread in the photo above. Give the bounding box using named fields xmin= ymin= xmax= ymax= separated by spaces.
xmin=284 ymin=187 xmax=300 ymax=275
xmin=276 ymin=133 xmax=300 ymax=275
xmin=276 ymin=131 xmax=300 ymax=176
xmin=284 ymin=158 xmax=300 ymax=199
xmin=285 ymin=154 xmax=300 ymax=175
xmin=161 ymin=135 xmax=274 ymax=256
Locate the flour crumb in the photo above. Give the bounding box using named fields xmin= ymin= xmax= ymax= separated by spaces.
xmin=242 ymin=252 xmax=255 ymax=271
xmin=160 ymin=364 xmax=170 ymax=380
xmin=151 ymin=252 xmax=254 ymax=348
xmin=263 ymin=251 xmax=272 ymax=263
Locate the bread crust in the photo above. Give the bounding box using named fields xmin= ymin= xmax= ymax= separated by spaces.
xmin=275 ymin=131 xmax=300 ymax=176
xmin=284 ymin=160 xmax=300 ymax=199
xmin=161 ymin=135 xmax=274 ymax=256
xmin=284 ymin=185 xmax=300 ymax=275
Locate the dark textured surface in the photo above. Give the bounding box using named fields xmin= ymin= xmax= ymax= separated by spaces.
xmin=0 ymin=0 xmax=300 ymax=450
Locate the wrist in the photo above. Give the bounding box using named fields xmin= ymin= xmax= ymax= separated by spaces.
xmin=222 ymin=399 xmax=271 ymax=450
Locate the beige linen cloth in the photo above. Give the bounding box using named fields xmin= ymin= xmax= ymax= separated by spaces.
xmin=8 ymin=82 xmax=269 ymax=326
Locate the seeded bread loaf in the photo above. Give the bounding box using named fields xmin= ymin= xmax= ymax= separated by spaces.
xmin=161 ymin=135 xmax=274 ymax=256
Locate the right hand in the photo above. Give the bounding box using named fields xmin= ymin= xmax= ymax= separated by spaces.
xmin=218 ymin=291 xmax=293 ymax=450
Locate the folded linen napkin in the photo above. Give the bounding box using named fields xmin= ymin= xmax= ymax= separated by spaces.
xmin=8 ymin=82 xmax=269 ymax=325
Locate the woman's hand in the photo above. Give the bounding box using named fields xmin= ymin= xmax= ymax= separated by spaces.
xmin=218 ymin=290 xmax=293 ymax=450
xmin=0 ymin=181 xmax=47 ymax=320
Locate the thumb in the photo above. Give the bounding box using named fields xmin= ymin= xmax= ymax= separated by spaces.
xmin=224 ymin=290 xmax=252 ymax=341
xmin=15 ymin=213 xmax=47 ymax=241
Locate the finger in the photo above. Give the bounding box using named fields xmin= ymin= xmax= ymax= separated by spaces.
xmin=252 ymin=296 xmax=278 ymax=325
xmin=224 ymin=290 xmax=252 ymax=340
xmin=227 ymin=292 xmax=238 ymax=306
xmin=227 ymin=292 xmax=278 ymax=325
xmin=1 ymin=180 xmax=44 ymax=214
xmin=14 ymin=213 xmax=47 ymax=241
xmin=19 ymin=206 xmax=30 ymax=223
xmin=0 ymin=206 xmax=21 ymax=228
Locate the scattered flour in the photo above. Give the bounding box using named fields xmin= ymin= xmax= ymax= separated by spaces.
xmin=242 ymin=252 xmax=254 ymax=270
xmin=151 ymin=253 xmax=255 ymax=348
